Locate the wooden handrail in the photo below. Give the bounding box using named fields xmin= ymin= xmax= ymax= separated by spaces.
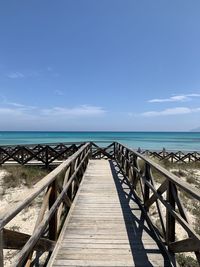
xmin=115 ymin=142 xmax=200 ymax=200
xmin=0 ymin=142 xmax=91 ymax=267
xmin=91 ymin=142 xmax=115 ymax=159
xmin=1 ymin=141 xmax=199 ymax=165
xmin=0 ymin=143 xmax=85 ymax=166
xmin=114 ymin=142 xmax=200 ymax=264
xmin=137 ymin=148 xmax=200 ymax=163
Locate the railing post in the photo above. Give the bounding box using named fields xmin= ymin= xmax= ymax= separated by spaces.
xmin=116 ymin=144 xmax=120 ymax=163
xmin=163 ymin=148 xmax=166 ymax=157
xmin=45 ymin=146 xmax=49 ymax=169
xmin=113 ymin=142 xmax=116 ymax=160
xmin=0 ymin=229 xmax=3 ymax=267
xmin=49 ymin=181 xmax=57 ymax=241
xmin=121 ymin=145 xmax=124 ymax=165
xmin=144 ymin=163 xmax=151 ymax=211
xmin=74 ymin=155 xmax=81 ymax=186
xmin=68 ymin=161 xmax=75 ymax=201
xmin=89 ymin=142 xmax=93 ymax=159
xmin=0 ymin=148 xmax=2 ymax=165
xmin=132 ymin=155 xmax=138 ymax=187
xmin=125 ymin=149 xmax=129 ymax=177
xmin=166 ymin=181 xmax=176 ymax=246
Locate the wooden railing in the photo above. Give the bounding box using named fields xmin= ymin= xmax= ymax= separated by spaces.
xmin=0 ymin=142 xmax=91 ymax=267
xmin=91 ymin=142 xmax=115 ymax=159
xmin=0 ymin=143 xmax=85 ymax=167
xmin=138 ymin=148 xmax=200 ymax=163
xmin=114 ymin=142 xmax=200 ymax=264
xmin=1 ymin=141 xmax=199 ymax=166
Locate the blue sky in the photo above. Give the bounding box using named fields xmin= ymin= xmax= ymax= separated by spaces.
xmin=0 ymin=0 xmax=200 ymax=131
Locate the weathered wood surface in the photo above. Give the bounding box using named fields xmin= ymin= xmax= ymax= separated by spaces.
xmin=0 ymin=143 xmax=85 ymax=166
xmin=114 ymin=142 xmax=200 ymax=264
xmin=137 ymin=148 xmax=200 ymax=163
xmin=3 ymin=229 xmax=55 ymax=251
xmin=48 ymin=160 xmax=172 ymax=267
xmin=1 ymin=141 xmax=199 ymax=166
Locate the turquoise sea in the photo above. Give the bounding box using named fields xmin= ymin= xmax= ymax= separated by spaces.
xmin=0 ymin=131 xmax=199 ymax=151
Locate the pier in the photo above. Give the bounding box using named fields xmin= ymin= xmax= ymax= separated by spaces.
xmin=0 ymin=142 xmax=200 ymax=266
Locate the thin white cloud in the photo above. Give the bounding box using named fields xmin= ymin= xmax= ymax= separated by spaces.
xmin=148 ymin=94 xmax=200 ymax=103
xmin=7 ymin=102 xmax=27 ymax=108
xmin=0 ymin=103 xmax=106 ymax=118
xmin=6 ymin=67 xmax=57 ymax=79
xmin=0 ymin=108 xmax=23 ymax=115
xmin=0 ymin=108 xmax=37 ymax=125
xmin=187 ymin=93 xmax=200 ymax=97
xmin=0 ymin=103 xmax=107 ymax=131
xmin=42 ymin=105 xmax=106 ymax=117
xmin=141 ymin=107 xmax=200 ymax=117
xmin=6 ymin=71 xmax=40 ymax=79
xmin=2 ymin=99 xmax=36 ymax=110
xmin=7 ymin=72 xmax=25 ymax=79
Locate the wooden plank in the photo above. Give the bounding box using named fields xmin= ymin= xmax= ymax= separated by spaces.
xmin=144 ymin=179 xmax=168 ymax=209
xmin=62 ymin=235 xmax=155 ymax=241
xmin=166 ymin=181 xmax=175 ymax=245
xmin=60 ymin=244 xmax=158 ymax=250
xmin=57 ymin=248 xmax=160 ymax=255
xmin=60 ymin=239 xmax=157 ymax=245
xmin=52 ymin=259 xmax=166 ymax=267
xmin=49 ymin=181 xmax=58 ymax=241
xmin=3 ymin=229 xmax=55 ymax=251
xmin=0 ymin=229 xmax=3 ymax=267
xmin=169 ymin=237 xmax=200 ymax=253
xmin=48 ymin=159 xmax=172 ymax=267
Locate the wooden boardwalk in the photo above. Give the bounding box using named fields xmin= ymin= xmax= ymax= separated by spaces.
xmin=48 ymin=159 xmax=172 ymax=267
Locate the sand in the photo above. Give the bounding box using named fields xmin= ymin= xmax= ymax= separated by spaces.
xmin=0 ymin=170 xmax=42 ymax=266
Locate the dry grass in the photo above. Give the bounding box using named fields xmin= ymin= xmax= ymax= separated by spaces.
xmin=1 ymin=165 xmax=49 ymax=190
xmin=171 ymin=169 xmax=187 ymax=178
xmin=176 ymin=253 xmax=199 ymax=267
xmin=159 ymin=160 xmax=200 ymax=170
xmin=193 ymin=202 xmax=200 ymax=236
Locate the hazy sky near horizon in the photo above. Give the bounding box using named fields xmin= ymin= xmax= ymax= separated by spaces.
xmin=0 ymin=0 xmax=200 ymax=131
